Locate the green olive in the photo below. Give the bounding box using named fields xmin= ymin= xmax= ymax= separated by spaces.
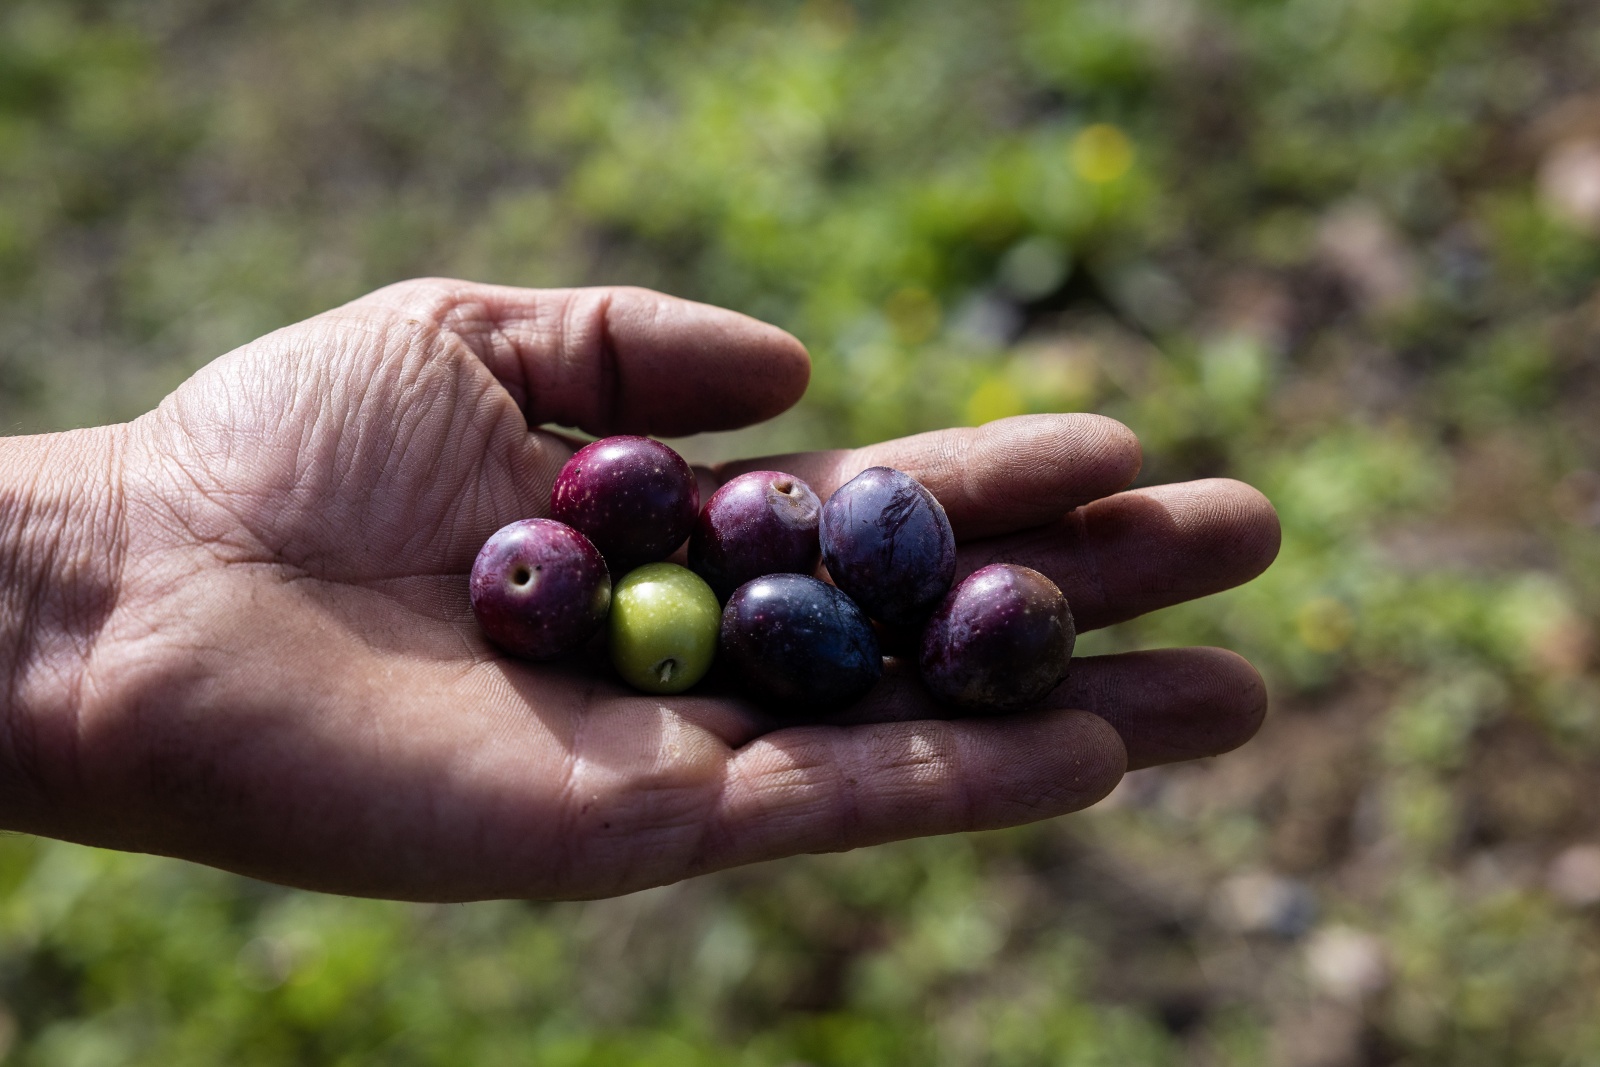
xmin=607 ymin=563 xmax=721 ymax=694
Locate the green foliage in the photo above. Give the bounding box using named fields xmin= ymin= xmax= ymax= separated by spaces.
xmin=3 ymin=0 xmax=1600 ymax=1062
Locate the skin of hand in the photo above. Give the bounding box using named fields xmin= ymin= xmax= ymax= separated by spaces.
xmin=0 ymin=279 xmax=1279 ymax=902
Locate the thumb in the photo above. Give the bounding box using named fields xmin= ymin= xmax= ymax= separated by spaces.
xmin=355 ymin=279 xmax=811 ymax=438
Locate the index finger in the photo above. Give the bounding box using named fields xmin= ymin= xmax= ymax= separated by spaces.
xmin=718 ymin=414 xmax=1142 ymax=540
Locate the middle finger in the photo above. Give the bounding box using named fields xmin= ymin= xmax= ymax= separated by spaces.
xmin=954 ymin=478 xmax=1280 ymax=632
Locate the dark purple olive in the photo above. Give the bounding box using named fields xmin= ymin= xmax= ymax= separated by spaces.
xmin=819 ymin=466 xmax=956 ymax=627
xmin=918 ymin=564 xmax=1074 ymax=714
xmin=720 ymin=574 xmax=882 ymax=713
xmin=550 ymin=436 xmax=700 ymax=574
xmin=470 ymin=518 xmax=612 ymax=660
xmin=689 ymin=470 xmax=822 ymax=602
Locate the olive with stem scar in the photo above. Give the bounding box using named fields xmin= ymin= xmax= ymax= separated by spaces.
xmin=469 ymin=518 xmax=612 ymax=661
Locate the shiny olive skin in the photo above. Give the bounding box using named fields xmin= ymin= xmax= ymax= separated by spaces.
xmin=550 ymin=435 xmax=700 ymax=574
xmin=470 ymin=518 xmax=611 ymax=660
xmin=608 ymin=563 xmax=721 ymax=694
xmin=689 ymin=470 xmax=822 ymax=602
xmin=819 ymin=466 xmax=956 ymax=627
xmin=918 ymin=563 xmax=1074 ymax=714
xmin=719 ymin=574 xmax=882 ymax=713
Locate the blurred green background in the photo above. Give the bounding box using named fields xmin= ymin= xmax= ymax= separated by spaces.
xmin=3 ymin=0 xmax=1600 ymax=1063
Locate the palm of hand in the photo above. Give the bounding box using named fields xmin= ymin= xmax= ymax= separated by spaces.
xmin=61 ymin=280 xmax=1277 ymax=901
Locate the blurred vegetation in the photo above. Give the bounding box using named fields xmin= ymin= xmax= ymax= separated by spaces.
xmin=3 ymin=0 xmax=1600 ymax=1063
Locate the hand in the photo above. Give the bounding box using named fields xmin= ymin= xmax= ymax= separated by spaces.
xmin=0 ymin=279 xmax=1278 ymax=901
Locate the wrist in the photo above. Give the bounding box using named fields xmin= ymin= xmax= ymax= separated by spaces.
xmin=0 ymin=426 xmax=127 ymax=830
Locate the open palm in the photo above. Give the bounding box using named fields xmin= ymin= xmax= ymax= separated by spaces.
xmin=44 ymin=280 xmax=1277 ymax=901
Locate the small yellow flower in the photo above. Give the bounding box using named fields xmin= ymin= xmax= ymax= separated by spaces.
xmin=966 ymin=376 xmax=1026 ymax=425
xmin=885 ymin=286 xmax=941 ymax=344
xmin=1071 ymin=124 xmax=1136 ymax=184
xmin=1296 ymin=597 xmax=1356 ymax=653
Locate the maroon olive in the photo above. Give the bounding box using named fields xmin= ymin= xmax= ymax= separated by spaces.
xmin=470 ymin=518 xmax=611 ymax=660
xmin=919 ymin=564 xmax=1074 ymax=714
xmin=550 ymin=436 xmax=700 ymax=575
xmin=689 ymin=470 xmax=822 ymax=602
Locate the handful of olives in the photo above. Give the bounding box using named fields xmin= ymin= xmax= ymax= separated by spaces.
xmin=470 ymin=435 xmax=1075 ymax=716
